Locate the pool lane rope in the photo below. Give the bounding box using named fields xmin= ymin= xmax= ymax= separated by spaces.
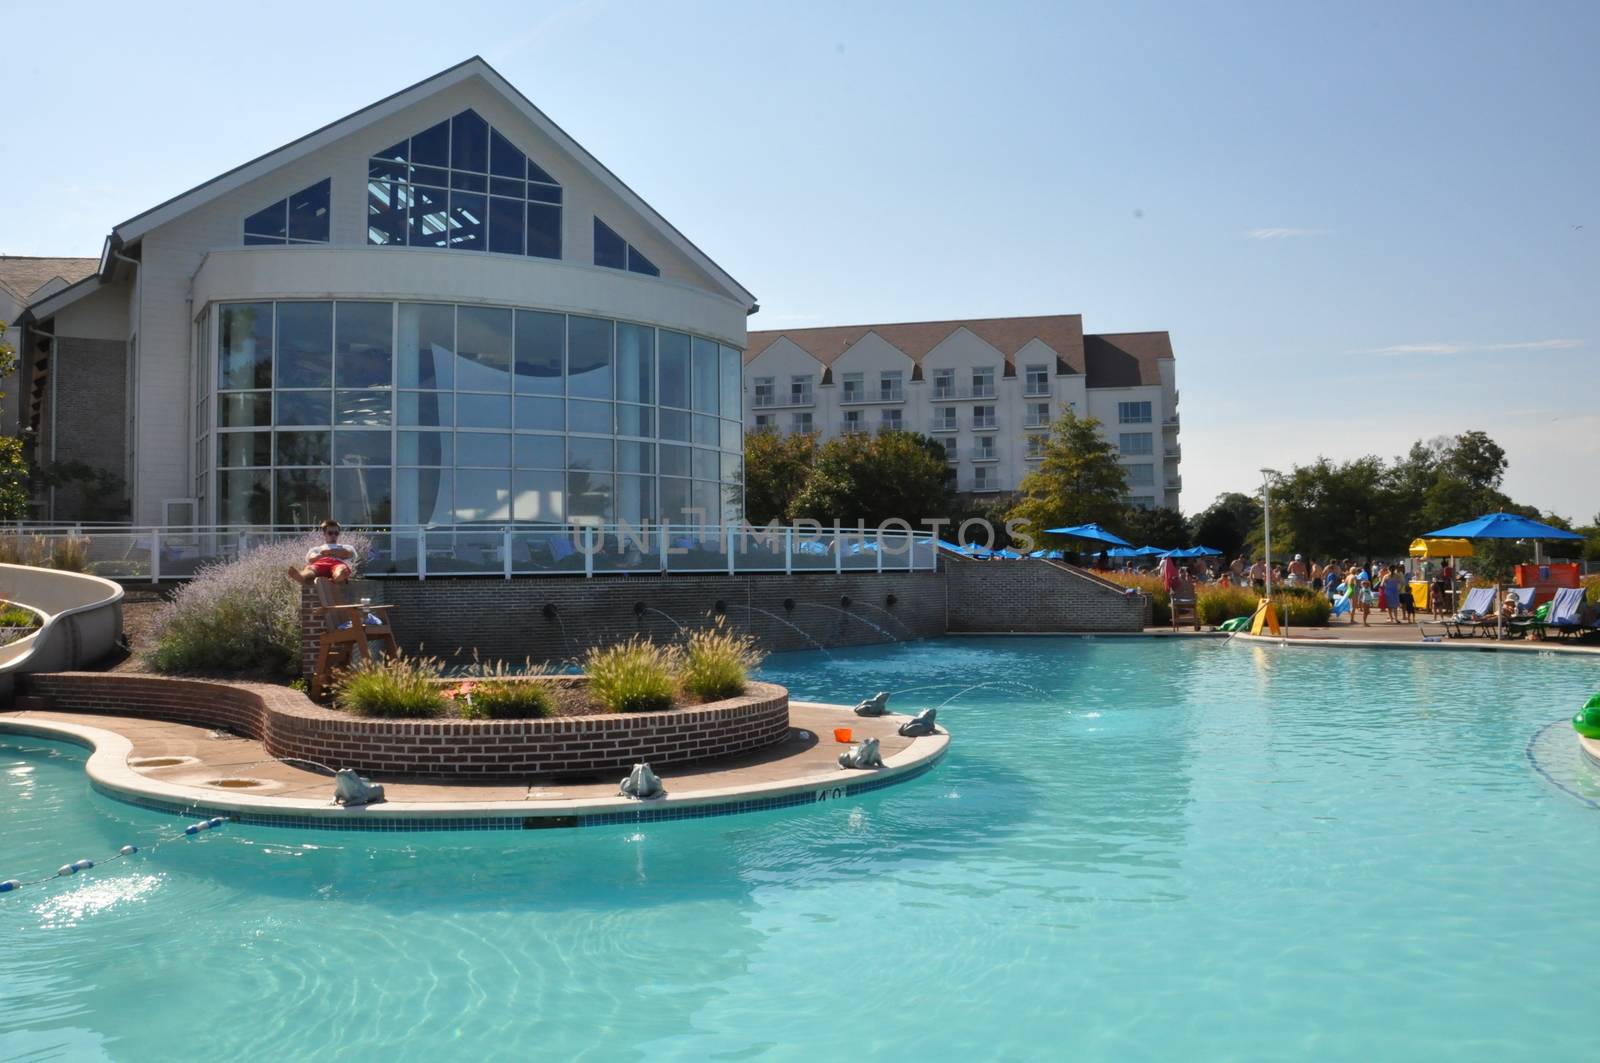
xmin=0 ymin=814 xmax=229 ymax=896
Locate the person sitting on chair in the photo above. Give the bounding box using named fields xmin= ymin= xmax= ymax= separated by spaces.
xmin=288 ymin=519 xmax=357 ymax=585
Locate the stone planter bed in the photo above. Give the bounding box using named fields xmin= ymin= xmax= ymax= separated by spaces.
xmin=14 ymin=672 xmax=790 ymax=779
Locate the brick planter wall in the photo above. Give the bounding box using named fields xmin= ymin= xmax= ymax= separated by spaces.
xmin=944 ymin=557 xmax=1146 ymax=632
xmin=17 ymin=673 xmax=790 ymax=779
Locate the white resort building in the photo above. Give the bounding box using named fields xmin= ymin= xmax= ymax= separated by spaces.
xmin=9 ymin=57 xmax=756 ymax=528
xmin=743 ymin=318 xmax=1180 ymax=510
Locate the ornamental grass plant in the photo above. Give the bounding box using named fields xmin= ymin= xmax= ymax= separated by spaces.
xmin=1196 ymin=586 xmax=1261 ymax=627
xmin=584 ymin=636 xmax=679 ymax=713
xmin=146 ymin=533 xmax=370 ymax=676
xmin=1102 ymin=571 xmax=1170 ymax=625
xmin=334 ymin=654 xmax=446 ymax=718
xmin=680 ymin=620 xmax=765 ymax=701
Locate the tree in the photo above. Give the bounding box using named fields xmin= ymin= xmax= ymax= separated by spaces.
xmin=742 ymin=429 xmax=816 ymax=525
xmin=1192 ymin=492 xmax=1261 ymax=561
xmin=0 ymin=322 xmax=24 ymax=520
xmin=1005 ymin=410 xmax=1127 ymax=544
xmin=1266 ymin=456 xmax=1403 ymax=562
xmin=1120 ymin=505 xmax=1189 ymax=551
xmin=787 ymin=430 xmax=952 ymax=526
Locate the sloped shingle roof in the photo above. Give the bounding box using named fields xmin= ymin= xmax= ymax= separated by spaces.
xmin=1082 ymin=331 xmax=1173 ymax=389
xmin=0 ymin=256 xmax=99 ymax=305
xmin=746 ymin=314 xmax=1173 ymax=386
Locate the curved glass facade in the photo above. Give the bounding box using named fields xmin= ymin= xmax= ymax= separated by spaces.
xmin=208 ymin=300 xmax=743 ymax=527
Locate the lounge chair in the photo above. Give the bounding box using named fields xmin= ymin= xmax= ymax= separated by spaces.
xmin=310 ymin=578 xmax=399 ymax=700
xmin=1527 ymin=587 xmax=1591 ymax=641
xmin=1432 ymin=587 xmax=1497 ymax=639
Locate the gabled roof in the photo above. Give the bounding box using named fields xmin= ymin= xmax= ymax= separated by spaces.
xmin=1082 ymin=331 xmax=1174 ymax=389
xmin=746 ymin=314 xmax=1086 ymax=369
xmin=107 ymin=57 xmax=755 ymax=310
xmin=747 ymin=314 xmax=1173 ymax=387
xmin=0 ymin=256 xmax=99 ymax=305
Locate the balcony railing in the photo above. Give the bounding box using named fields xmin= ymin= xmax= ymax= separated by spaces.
xmin=1023 ymin=382 xmax=1051 ymax=396
xmin=3 ymin=523 xmax=940 ymax=581
xmin=753 ymin=392 xmax=813 ymax=409
xmin=1023 ymin=415 xmax=1051 ymax=428
xmin=1162 ymin=414 xmax=1180 ymax=429
xmin=971 ymin=449 xmax=998 ymax=463
xmin=944 ymin=448 xmax=959 ymax=462
xmin=929 ymin=417 xmax=959 ymax=432
xmin=838 ymin=385 xmax=904 ymax=405
xmin=971 ymin=416 xmax=998 ymax=430
xmin=931 ymin=384 xmax=996 ymax=400
xmin=966 ymin=479 xmax=1000 ymax=493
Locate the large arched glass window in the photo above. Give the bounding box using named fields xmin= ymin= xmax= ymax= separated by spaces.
xmin=366 ymin=109 xmax=562 ymax=260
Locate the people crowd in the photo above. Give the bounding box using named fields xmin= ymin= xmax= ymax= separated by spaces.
xmin=1098 ymin=550 xmax=1462 ymax=628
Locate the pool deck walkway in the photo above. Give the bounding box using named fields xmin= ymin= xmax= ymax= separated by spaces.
xmin=0 ymin=701 xmax=946 ymax=824
xmin=1224 ymin=616 xmax=1600 ymax=655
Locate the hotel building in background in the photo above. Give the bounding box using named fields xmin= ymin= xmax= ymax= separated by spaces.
xmin=743 ymin=317 xmax=1180 ymax=510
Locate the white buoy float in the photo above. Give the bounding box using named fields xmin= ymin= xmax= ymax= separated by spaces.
xmin=70 ymin=859 xmax=94 ymax=872
xmin=119 ymin=845 xmax=138 ymax=856
xmin=56 ymin=865 xmax=75 ymax=877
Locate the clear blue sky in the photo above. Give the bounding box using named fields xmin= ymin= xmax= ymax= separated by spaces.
xmin=9 ymin=1 xmax=1597 ymax=521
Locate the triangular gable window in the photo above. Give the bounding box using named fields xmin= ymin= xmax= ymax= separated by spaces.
xmin=367 ymin=108 xmax=562 ymax=260
xmin=593 ymin=217 xmax=660 ymax=277
xmin=244 ymin=179 xmax=330 ymax=245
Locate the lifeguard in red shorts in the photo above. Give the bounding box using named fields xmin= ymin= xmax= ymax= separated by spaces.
xmin=287 ymin=519 xmax=357 ymax=585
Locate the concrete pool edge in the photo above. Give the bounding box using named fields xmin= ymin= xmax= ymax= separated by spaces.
xmin=1233 ymin=632 xmax=1600 ymax=655
xmin=0 ymin=706 xmax=949 ymax=831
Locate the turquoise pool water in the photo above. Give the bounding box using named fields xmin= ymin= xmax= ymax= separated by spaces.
xmin=4 ymin=638 xmax=1599 ymax=1061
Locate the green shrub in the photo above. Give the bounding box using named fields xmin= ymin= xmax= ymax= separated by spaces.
xmin=0 ymin=603 xmax=38 ymax=628
xmin=1102 ymin=572 xmax=1170 ymax=625
xmin=1583 ymin=574 xmax=1600 ymax=606
xmin=1197 ymin=586 xmax=1260 ymax=626
xmin=1274 ymin=586 xmax=1332 ymax=626
xmin=0 ymin=533 xmax=90 ymax=572
xmin=584 ymin=636 xmax=678 ymax=713
xmin=146 ymin=533 xmax=368 ymax=676
xmin=335 ymin=654 xmax=446 ymax=718
xmin=680 ymin=621 xmax=765 ymax=701
xmin=456 ymin=679 xmax=555 ymax=720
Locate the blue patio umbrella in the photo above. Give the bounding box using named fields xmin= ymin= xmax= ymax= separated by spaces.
xmin=1419 ymin=512 xmax=1582 ymax=635
xmin=1135 ymin=545 xmax=1168 ymax=557
xmin=1042 ymin=523 xmax=1132 ymax=547
xmin=1163 ymin=547 xmax=1198 ymax=558
xmin=1420 ymin=512 xmax=1582 ymax=542
xmin=1029 ymin=549 xmax=1065 ymax=559
xmin=1189 ymin=545 xmax=1223 ymax=556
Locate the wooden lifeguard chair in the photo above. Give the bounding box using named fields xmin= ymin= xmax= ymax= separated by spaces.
xmin=309 ymin=578 xmax=398 ymax=700
xmin=1170 ymin=578 xmax=1200 ymax=631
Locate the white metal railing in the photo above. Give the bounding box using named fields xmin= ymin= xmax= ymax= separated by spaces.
xmin=972 ymin=448 xmax=998 ymax=462
xmin=1023 ymin=383 xmax=1050 ymax=396
xmin=2 ymin=524 xmax=939 ymax=582
xmin=929 ymin=417 xmax=958 ymax=432
xmin=971 ymin=415 xmax=997 ymax=430
xmin=933 ymin=384 xmax=996 ymax=400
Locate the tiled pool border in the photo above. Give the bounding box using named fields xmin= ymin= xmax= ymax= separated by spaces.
xmin=0 ymin=715 xmax=948 ymax=833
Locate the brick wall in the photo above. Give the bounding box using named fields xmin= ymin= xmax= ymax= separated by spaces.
xmin=49 ymin=337 xmax=130 ymax=520
xmin=18 ymin=672 xmax=790 ymax=779
xmin=943 ymin=557 xmax=1146 ymax=632
xmin=373 ymin=570 xmax=950 ymax=665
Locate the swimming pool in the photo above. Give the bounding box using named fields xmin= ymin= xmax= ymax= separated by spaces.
xmin=4 ymin=637 xmax=1599 ymax=1060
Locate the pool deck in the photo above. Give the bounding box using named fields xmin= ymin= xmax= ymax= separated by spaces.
xmin=1228 ymin=618 xmax=1600 ymax=655
xmin=0 ymin=701 xmax=947 ymax=829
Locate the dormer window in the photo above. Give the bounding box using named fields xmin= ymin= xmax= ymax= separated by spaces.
xmin=244 ymin=179 xmax=330 ymax=245
xmin=366 ymin=108 xmax=561 ymax=259
xmin=593 ymin=217 xmax=659 ymax=276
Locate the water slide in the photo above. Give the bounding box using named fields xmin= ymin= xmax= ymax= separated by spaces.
xmin=0 ymin=564 xmax=125 ymax=695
